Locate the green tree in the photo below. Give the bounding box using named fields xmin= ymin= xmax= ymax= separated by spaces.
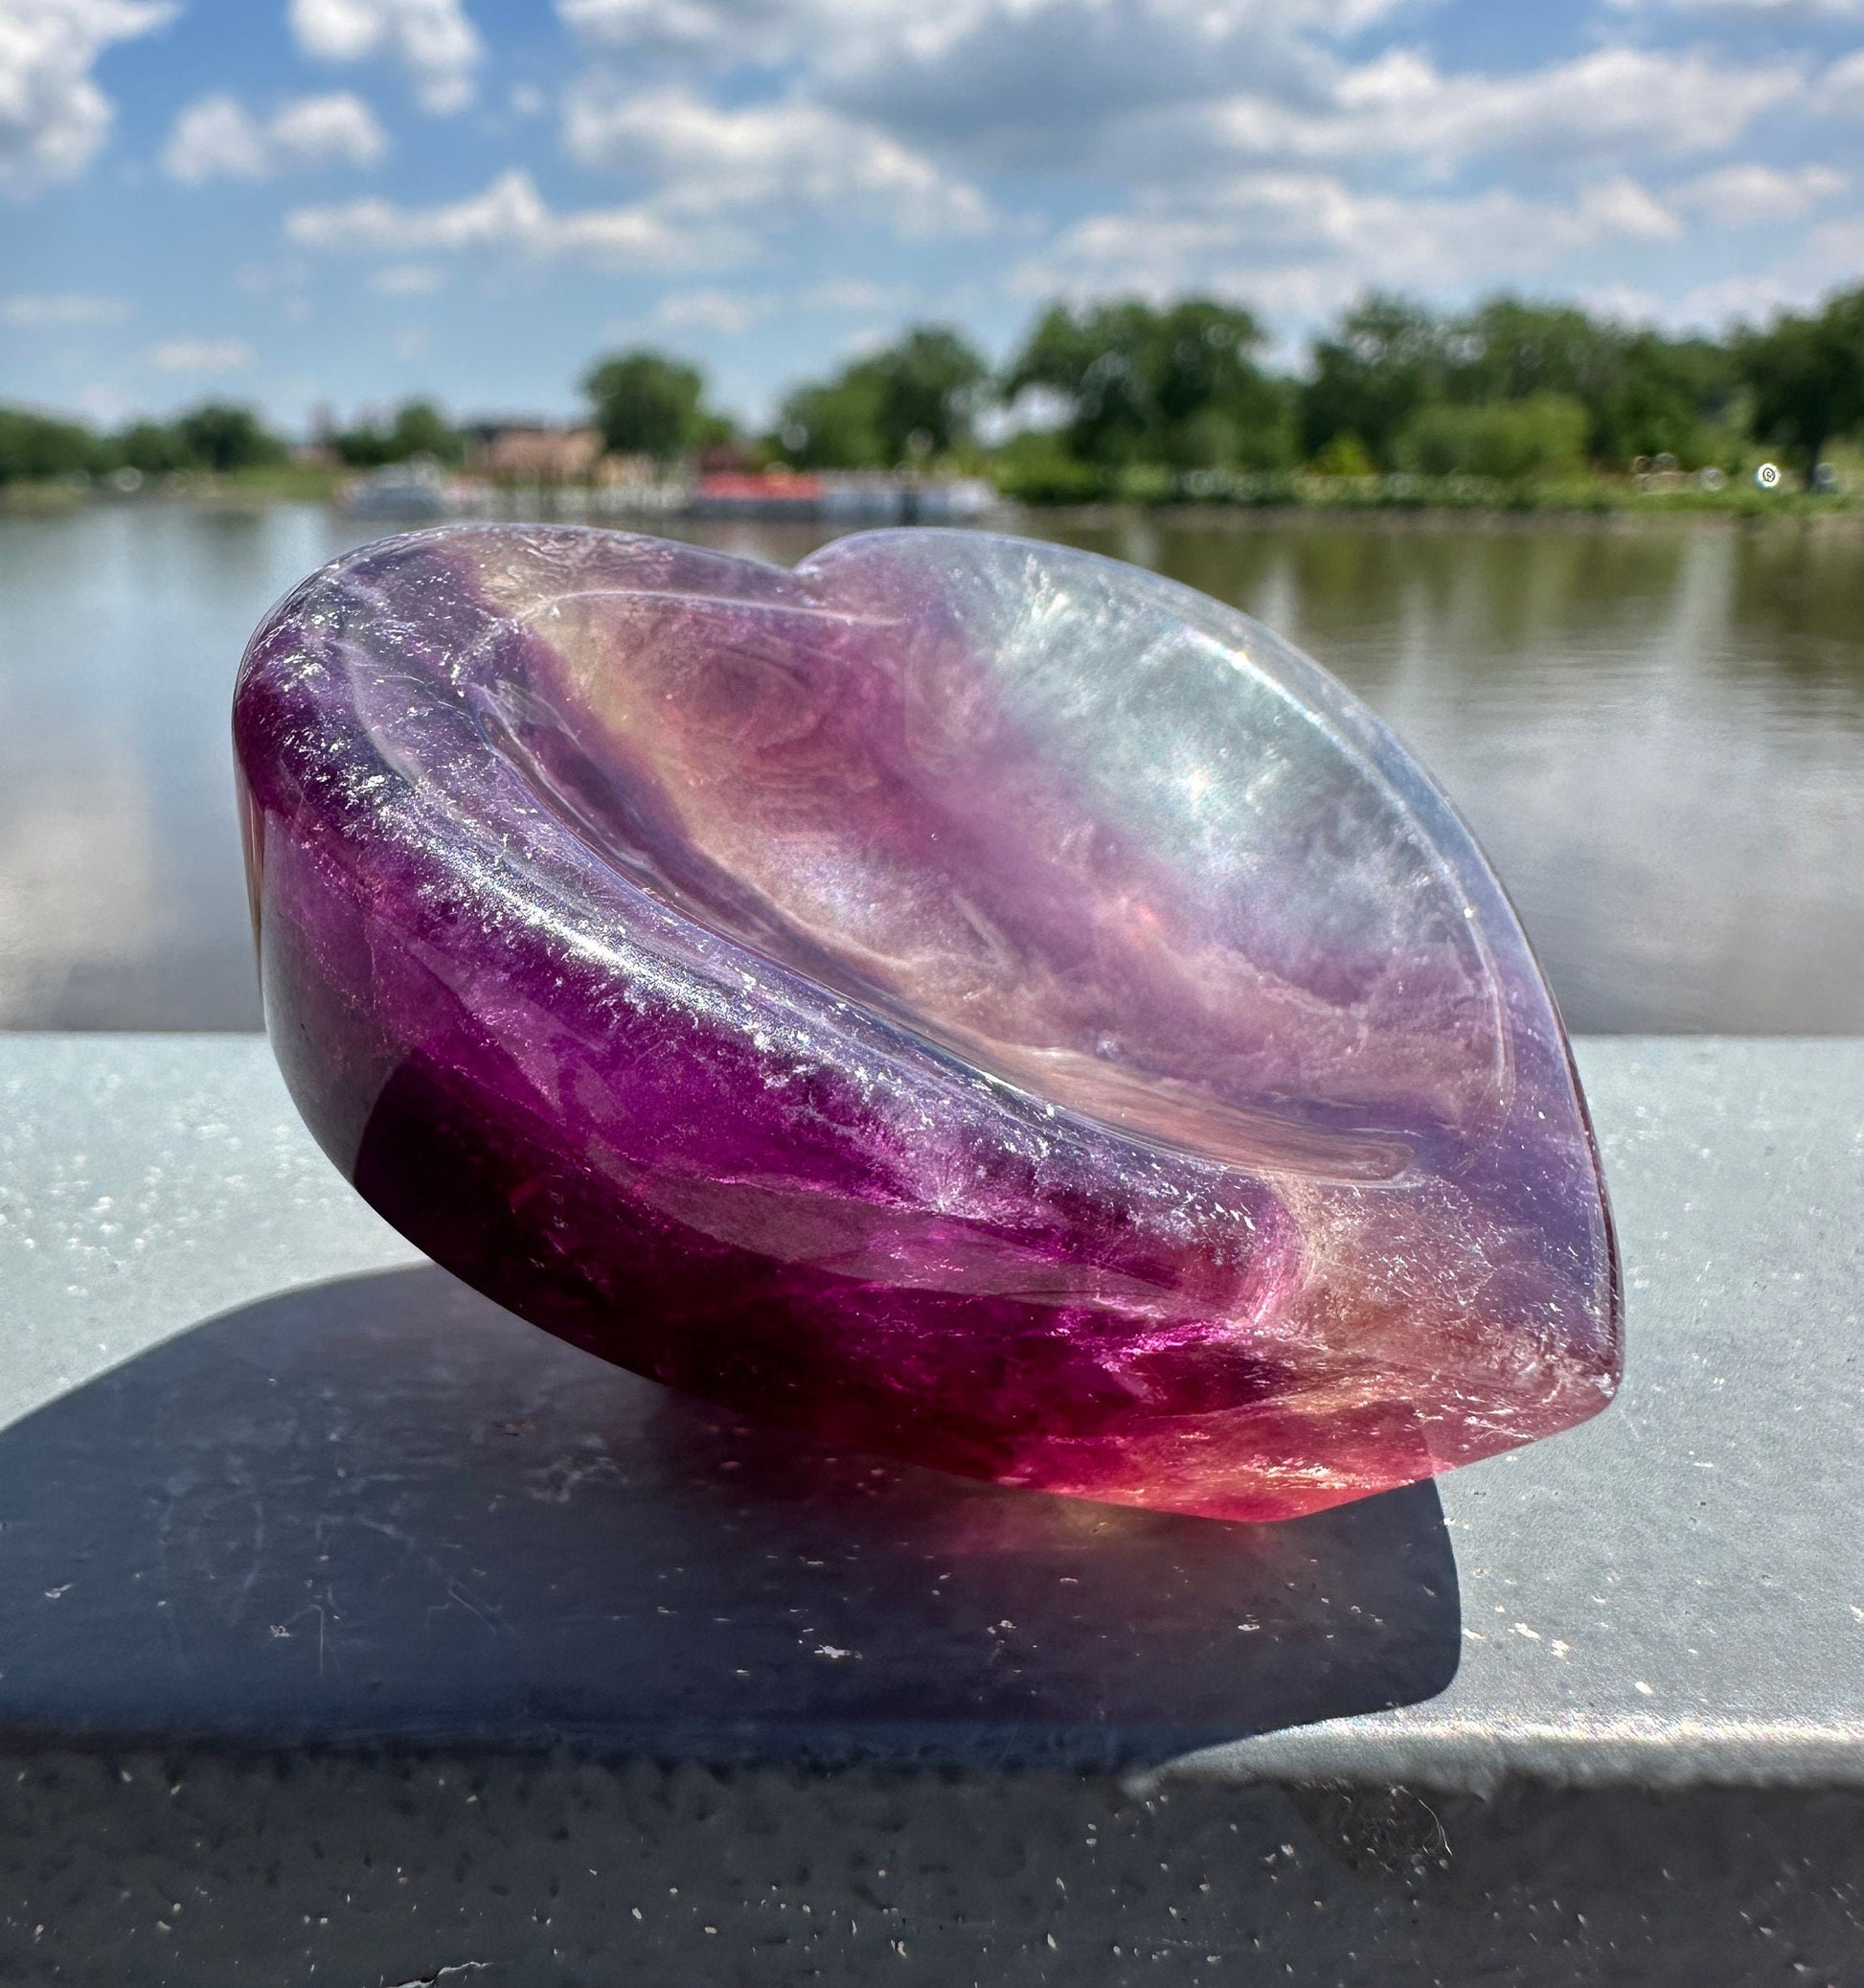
xmin=0 ymin=406 xmax=101 ymax=483
xmin=1150 ymin=299 xmax=1292 ymax=468
xmin=389 ymin=399 xmax=460 ymax=462
xmin=334 ymin=423 xmax=393 ymax=468
xmin=774 ymin=372 xmax=887 ymax=468
xmin=1006 ymin=300 xmax=1154 ymax=464
xmin=583 ymin=350 xmax=720 ymax=462
xmin=868 ymin=326 xmax=989 ymax=462
xmin=1446 ymin=297 xmax=1613 ymax=406
xmin=335 ymin=398 xmax=464 ymax=467
xmin=112 ymin=420 xmax=191 ymax=475
xmin=1586 ymin=331 xmax=1733 ymax=467
xmin=1303 ymin=292 xmax=1739 ymax=471
xmin=774 ymin=326 xmax=989 ymax=469
xmin=1300 ymin=295 xmax=1448 ymax=468
xmin=1739 ymin=288 xmax=1864 ymax=485
xmin=172 ymin=402 xmax=284 ymax=473
xmin=1446 ymin=297 xmax=1732 ymax=468
xmin=334 ymin=414 xmax=394 ymax=468
xmin=1310 ymin=432 xmax=1375 ymax=476
xmin=1005 ymin=297 xmax=1289 ymax=469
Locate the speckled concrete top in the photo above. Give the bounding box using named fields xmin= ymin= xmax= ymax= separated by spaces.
xmin=0 ymin=1036 xmax=1854 ymax=1791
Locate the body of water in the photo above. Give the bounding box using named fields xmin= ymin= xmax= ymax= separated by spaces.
xmin=2 ymin=500 xmax=1860 ymax=1032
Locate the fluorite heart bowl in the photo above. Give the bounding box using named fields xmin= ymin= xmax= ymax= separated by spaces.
xmin=233 ymin=524 xmax=1620 ymax=1523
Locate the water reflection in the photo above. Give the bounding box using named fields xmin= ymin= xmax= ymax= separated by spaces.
xmin=1 ymin=501 xmax=1860 ymax=1031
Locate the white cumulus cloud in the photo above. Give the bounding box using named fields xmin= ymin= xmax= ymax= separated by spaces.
xmin=148 ymin=337 xmax=255 ymax=370
xmin=1817 ymin=48 xmax=1864 ymax=112
xmin=2 ymin=288 xmax=128 ymax=323
xmin=1673 ymin=163 xmax=1846 ymax=225
xmin=284 ymin=167 xmax=743 ymax=267
xmin=651 ymin=286 xmax=774 ymax=333
xmin=1165 ymin=46 xmax=1806 ymax=179
xmin=368 ymin=261 xmax=445 ymax=292
xmin=1017 ymin=172 xmax=1688 ymax=315
xmin=0 ymin=0 xmax=174 ymax=195
xmin=563 ymin=85 xmax=992 ymax=235
xmin=1615 ymin=0 xmax=1864 ymax=14
xmin=1669 ymin=272 xmax=1820 ymax=328
xmin=556 ymin=0 xmax=1416 ymax=166
xmin=162 ymin=92 xmax=386 ymax=183
xmin=1810 ymin=215 xmax=1864 ymax=267
xmin=559 ymin=0 xmax=1407 ymax=66
xmin=289 ymin=0 xmax=482 ymax=115
xmin=798 ymin=276 xmax=909 ymax=310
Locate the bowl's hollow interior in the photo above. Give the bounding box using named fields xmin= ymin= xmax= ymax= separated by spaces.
xmin=455 ymin=538 xmax=1511 ymax=1184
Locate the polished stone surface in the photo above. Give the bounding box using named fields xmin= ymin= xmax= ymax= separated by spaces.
xmin=234 ymin=526 xmax=1618 ymax=1520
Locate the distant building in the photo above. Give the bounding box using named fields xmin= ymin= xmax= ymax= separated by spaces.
xmin=695 ymin=441 xmax=755 ymax=476
xmin=691 ymin=468 xmax=998 ymax=522
xmin=594 ymin=450 xmax=660 ymax=490
xmin=295 ymin=402 xmax=340 ymax=468
xmin=465 ymin=423 xmax=606 ymax=483
xmin=693 ymin=469 xmax=825 ymax=519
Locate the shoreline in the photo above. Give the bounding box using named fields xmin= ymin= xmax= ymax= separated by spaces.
xmin=1008 ymin=499 xmax=1864 ymax=537
xmin=5 ymin=481 xmax=1863 ymax=535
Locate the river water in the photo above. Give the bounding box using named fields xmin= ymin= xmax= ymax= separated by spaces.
xmin=1 ymin=500 xmax=1859 ymax=1032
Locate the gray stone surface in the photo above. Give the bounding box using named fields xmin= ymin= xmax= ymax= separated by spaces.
xmin=0 ymin=1033 xmax=1858 ymax=1984
xmin=0 ymin=1033 xmax=420 ymax=1428
xmin=0 ymin=1034 xmax=1858 ymax=1789
xmin=0 ymin=1756 xmax=1858 ymax=1987
xmin=1190 ymin=1034 xmax=1864 ymax=1794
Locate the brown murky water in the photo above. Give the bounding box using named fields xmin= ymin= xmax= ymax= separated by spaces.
xmin=2 ymin=501 xmax=1859 ymax=1031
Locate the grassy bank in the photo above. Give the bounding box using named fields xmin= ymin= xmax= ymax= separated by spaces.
xmin=0 ymin=463 xmax=346 ymax=514
xmin=996 ymin=463 xmax=1860 ymax=516
xmin=4 ymin=462 xmax=1858 ymax=525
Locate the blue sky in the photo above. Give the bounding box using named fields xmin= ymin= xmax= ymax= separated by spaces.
xmin=3 ymin=0 xmax=1863 ymax=432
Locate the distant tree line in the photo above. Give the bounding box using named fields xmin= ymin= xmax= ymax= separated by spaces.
xmin=6 ymin=283 xmax=1864 ymax=492
xmin=328 ymin=398 xmax=463 ymax=468
xmin=0 ymin=400 xmax=284 ymax=484
xmin=584 ymin=283 xmax=1864 ymax=493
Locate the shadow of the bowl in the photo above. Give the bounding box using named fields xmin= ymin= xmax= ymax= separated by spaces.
xmin=0 ymin=1265 xmax=1459 ymax=1769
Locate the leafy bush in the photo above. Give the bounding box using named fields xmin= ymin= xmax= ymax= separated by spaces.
xmin=991 ymin=431 xmax=1108 ymax=503
xmin=1310 ymin=432 xmax=1375 ymax=476
xmin=0 ymin=406 xmax=102 ymax=484
xmin=1394 ymin=394 xmax=1589 ymax=482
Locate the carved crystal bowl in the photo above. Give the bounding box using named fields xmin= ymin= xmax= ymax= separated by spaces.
xmin=234 ymin=526 xmax=1620 ymax=1521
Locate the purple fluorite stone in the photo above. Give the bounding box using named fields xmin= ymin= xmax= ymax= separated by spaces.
xmin=233 ymin=525 xmax=1620 ymax=1522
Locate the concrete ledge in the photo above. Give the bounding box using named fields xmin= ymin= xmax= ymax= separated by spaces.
xmin=0 ymin=1035 xmax=1858 ymax=1982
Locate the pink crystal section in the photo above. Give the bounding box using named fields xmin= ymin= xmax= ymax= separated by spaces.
xmin=233 ymin=525 xmax=1620 ymax=1522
